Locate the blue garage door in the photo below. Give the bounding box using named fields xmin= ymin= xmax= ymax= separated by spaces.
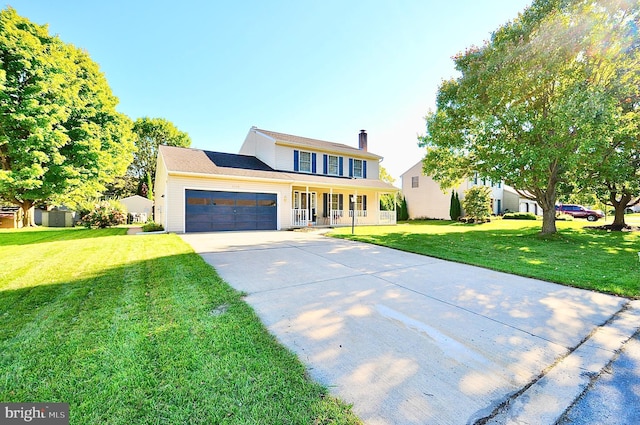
xmin=185 ymin=190 xmax=277 ymax=232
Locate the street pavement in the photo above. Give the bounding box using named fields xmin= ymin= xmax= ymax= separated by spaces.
xmin=181 ymin=230 xmax=640 ymax=425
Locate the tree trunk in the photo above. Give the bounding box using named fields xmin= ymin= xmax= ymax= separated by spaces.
xmin=541 ymin=206 xmax=557 ymax=234
xmin=19 ymin=200 xmax=35 ymax=227
xmin=535 ymin=162 xmax=560 ymax=235
xmin=610 ymin=191 xmax=630 ymax=228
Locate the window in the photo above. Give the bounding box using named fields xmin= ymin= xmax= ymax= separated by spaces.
xmin=350 ymin=195 xmax=367 ymax=217
xmin=411 ymin=176 xmax=419 ymax=188
xmin=299 ymin=151 xmax=311 ymax=173
xmin=323 ymin=193 xmax=344 ymax=217
xmin=329 ymin=194 xmax=340 ymax=212
xmin=353 ymin=159 xmax=363 ymax=178
xmin=328 ymin=155 xmax=339 ymax=175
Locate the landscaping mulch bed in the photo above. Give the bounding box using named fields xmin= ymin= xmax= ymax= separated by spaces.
xmin=585 ymin=224 xmax=640 ymax=232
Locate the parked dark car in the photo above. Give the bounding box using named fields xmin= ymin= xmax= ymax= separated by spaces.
xmin=555 ymin=204 xmax=604 ymax=221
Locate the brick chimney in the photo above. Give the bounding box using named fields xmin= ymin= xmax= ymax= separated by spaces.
xmin=358 ymin=130 xmax=368 ymax=152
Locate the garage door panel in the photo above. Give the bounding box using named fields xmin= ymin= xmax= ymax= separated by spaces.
xmin=185 ymin=190 xmax=277 ymax=232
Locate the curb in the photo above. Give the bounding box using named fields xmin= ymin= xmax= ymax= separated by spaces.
xmin=481 ymin=300 xmax=640 ymax=424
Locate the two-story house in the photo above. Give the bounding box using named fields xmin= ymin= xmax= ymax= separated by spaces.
xmin=400 ymin=160 xmax=538 ymax=219
xmin=154 ymin=127 xmax=398 ymax=232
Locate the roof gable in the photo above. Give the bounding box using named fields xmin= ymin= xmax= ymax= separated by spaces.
xmin=254 ymin=128 xmax=382 ymax=159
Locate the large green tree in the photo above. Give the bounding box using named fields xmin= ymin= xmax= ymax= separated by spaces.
xmin=571 ymin=10 xmax=640 ymax=228
xmin=419 ymin=0 xmax=638 ymax=234
xmin=129 ymin=117 xmax=191 ymax=180
xmin=0 ymin=7 xmax=135 ymax=225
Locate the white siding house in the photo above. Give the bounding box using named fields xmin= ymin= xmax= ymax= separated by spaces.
xmin=155 ymin=128 xmax=398 ymax=233
xmin=400 ymin=160 xmax=537 ymax=219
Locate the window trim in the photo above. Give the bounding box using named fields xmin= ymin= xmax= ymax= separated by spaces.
xmin=298 ymin=151 xmax=312 ymax=173
xmin=353 ymin=159 xmax=363 ymax=178
xmin=327 ymin=155 xmax=339 ymax=176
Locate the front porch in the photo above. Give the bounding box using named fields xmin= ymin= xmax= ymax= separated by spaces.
xmin=289 ymin=186 xmax=396 ymax=228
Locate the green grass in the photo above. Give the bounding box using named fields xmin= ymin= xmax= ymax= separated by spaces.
xmin=330 ymin=215 xmax=640 ymax=298
xmin=0 ymin=227 xmax=361 ymax=425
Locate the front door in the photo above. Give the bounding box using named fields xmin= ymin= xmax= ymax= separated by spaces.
xmin=294 ymin=191 xmax=317 ymax=223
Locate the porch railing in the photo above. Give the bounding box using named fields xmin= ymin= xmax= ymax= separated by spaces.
xmin=379 ymin=210 xmax=396 ymax=225
xmin=292 ymin=209 xmax=397 ymax=226
xmin=291 ymin=209 xmax=309 ymax=227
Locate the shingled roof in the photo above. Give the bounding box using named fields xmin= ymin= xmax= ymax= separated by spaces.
xmin=158 ymin=145 xmax=397 ymax=191
xmin=253 ymin=128 xmax=382 ymax=159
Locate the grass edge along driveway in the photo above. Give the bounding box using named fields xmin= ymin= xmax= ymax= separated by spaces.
xmin=0 ymin=227 xmax=361 ymax=425
xmin=330 ymin=218 xmax=640 ymax=299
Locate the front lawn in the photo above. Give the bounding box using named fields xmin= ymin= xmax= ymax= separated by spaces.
xmin=330 ymin=216 xmax=640 ymax=298
xmin=0 ymin=227 xmax=360 ymax=424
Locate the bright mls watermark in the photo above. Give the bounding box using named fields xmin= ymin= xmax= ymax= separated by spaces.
xmin=1 ymin=403 xmax=68 ymax=424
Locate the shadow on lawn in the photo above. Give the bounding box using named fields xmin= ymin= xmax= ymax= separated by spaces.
xmin=0 ymin=227 xmax=127 ymax=247
xmin=0 ymin=247 xmax=359 ymax=425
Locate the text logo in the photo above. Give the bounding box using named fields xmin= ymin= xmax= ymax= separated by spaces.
xmin=1 ymin=403 xmax=69 ymax=424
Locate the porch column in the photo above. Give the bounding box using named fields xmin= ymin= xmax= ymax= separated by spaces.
xmin=354 ymin=190 xmax=358 ymax=222
xmin=305 ymin=186 xmax=309 ymax=225
xmin=330 ymin=187 xmax=333 ymax=225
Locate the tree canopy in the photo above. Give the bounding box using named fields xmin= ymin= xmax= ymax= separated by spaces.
xmin=129 ymin=117 xmax=191 ymax=180
xmin=0 ymin=7 xmax=135 ymax=224
xmin=419 ymin=0 xmax=639 ymax=234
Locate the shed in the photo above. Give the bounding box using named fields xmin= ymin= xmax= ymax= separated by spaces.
xmin=42 ymin=210 xmax=75 ymax=227
xmin=0 ymin=207 xmax=21 ymax=229
xmin=120 ymin=195 xmax=153 ymax=222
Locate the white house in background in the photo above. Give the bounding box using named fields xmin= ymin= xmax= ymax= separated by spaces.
xmin=154 ymin=127 xmax=398 ymax=233
xmin=400 ymin=160 xmax=540 ymax=219
xmin=120 ymin=195 xmax=154 ymax=222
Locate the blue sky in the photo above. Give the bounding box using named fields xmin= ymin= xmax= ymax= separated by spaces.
xmin=8 ymin=0 xmax=531 ymax=183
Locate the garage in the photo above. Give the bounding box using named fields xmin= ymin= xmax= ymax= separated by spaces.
xmin=185 ymin=190 xmax=277 ymax=232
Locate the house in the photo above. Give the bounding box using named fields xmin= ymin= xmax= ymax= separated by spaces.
xmin=400 ymin=160 xmax=539 ymax=219
xmin=120 ymin=195 xmax=154 ymax=222
xmin=154 ymin=127 xmax=398 ymax=232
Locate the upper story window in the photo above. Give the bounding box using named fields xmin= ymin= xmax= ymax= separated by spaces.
xmin=299 ymin=151 xmax=311 ymax=173
xmin=411 ymin=176 xmax=419 ymax=188
xmin=328 ymin=155 xmax=339 ymax=175
xmin=353 ymin=159 xmax=363 ymax=178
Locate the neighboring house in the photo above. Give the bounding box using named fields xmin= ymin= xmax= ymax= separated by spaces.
xmin=154 ymin=127 xmax=398 ymax=232
xmin=120 ymin=195 xmax=154 ymax=222
xmin=502 ymin=186 xmax=542 ymax=215
xmin=400 ymin=160 xmax=540 ymax=219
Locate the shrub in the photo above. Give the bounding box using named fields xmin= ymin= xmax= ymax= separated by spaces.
xmin=462 ymin=186 xmax=492 ymax=223
xmin=397 ymin=196 xmax=409 ymax=221
xmin=142 ymin=221 xmax=164 ymax=232
xmin=449 ymin=190 xmax=462 ymax=221
xmin=503 ymin=212 xmax=537 ymax=220
xmin=81 ymin=200 xmax=127 ymax=228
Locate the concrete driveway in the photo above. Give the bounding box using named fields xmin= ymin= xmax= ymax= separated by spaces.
xmin=181 ymin=230 xmax=640 ymax=425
